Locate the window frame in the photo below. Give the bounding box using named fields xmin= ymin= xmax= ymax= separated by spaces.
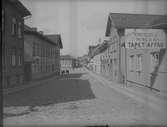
xmin=12 ymin=17 xmax=17 ymax=36
xmin=18 ymin=22 xmax=22 ymax=38
xmin=11 ymin=48 xmax=16 ymax=67
xmin=136 ymin=54 xmax=143 ymax=73
xmin=129 ymin=55 xmax=135 ymax=72
xmin=2 ymin=9 xmax=5 ymax=31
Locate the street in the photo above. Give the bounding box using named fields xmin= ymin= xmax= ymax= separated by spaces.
xmin=3 ymin=68 xmax=167 ymax=126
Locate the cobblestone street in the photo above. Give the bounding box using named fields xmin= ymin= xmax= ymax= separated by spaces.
xmin=3 ymin=68 xmax=167 ymax=126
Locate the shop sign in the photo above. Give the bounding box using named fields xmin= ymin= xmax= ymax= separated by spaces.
xmin=125 ymin=29 xmax=166 ymax=49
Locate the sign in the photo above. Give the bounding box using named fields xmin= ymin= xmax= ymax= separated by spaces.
xmin=125 ymin=29 xmax=166 ymax=49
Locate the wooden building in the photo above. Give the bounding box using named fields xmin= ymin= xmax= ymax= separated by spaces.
xmin=105 ymin=13 xmax=167 ymax=92
xmin=24 ymin=25 xmax=63 ymax=81
xmin=2 ymin=0 xmax=31 ymax=88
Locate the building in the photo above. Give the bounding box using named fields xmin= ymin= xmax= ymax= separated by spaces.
xmin=88 ymin=45 xmax=99 ymax=58
xmin=60 ymin=55 xmax=75 ymax=73
xmin=148 ymin=15 xmax=167 ymax=92
xmin=2 ymin=0 xmax=31 ymax=88
xmin=97 ymin=39 xmax=119 ymax=81
xmin=73 ymin=58 xmax=81 ymax=68
xmin=78 ymin=54 xmax=89 ymax=67
xmin=46 ymin=34 xmax=63 ymax=74
xmin=24 ymin=25 xmax=63 ymax=81
xmin=105 ymin=13 xmax=167 ymax=92
xmin=87 ymin=40 xmax=108 ymax=74
xmin=91 ymin=53 xmax=102 ymax=74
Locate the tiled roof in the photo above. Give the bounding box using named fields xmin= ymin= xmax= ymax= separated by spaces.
xmin=46 ymin=34 xmax=63 ymax=49
xmin=109 ymin=13 xmax=162 ymax=28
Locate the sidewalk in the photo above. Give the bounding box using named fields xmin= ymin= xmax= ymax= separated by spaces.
xmin=84 ymin=67 xmax=167 ymax=112
xmin=3 ymin=74 xmax=61 ymax=95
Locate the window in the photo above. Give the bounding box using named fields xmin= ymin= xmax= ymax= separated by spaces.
xmin=11 ymin=48 xmax=16 ymax=66
xmin=52 ymin=48 xmax=54 ymax=57
xmin=37 ymin=43 xmax=39 ymax=56
xmin=41 ymin=47 xmax=43 ymax=57
xmin=129 ymin=55 xmax=135 ymax=72
xmin=150 ymin=52 xmax=159 ymax=73
xmin=136 ymin=54 xmax=143 ymax=72
xmin=2 ymin=9 xmax=5 ymax=31
xmin=18 ymin=55 xmax=22 ymax=66
xmin=44 ymin=48 xmax=46 ymax=57
xmin=46 ymin=48 xmax=48 ymax=57
xmin=12 ymin=17 xmax=17 ymax=35
xmin=18 ymin=22 xmax=22 ymax=38
xmin=33 ymin=42 xmax=35 ymax=56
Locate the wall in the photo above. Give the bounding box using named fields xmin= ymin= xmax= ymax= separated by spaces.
xmin=123 ymin=29 xmax=167 ymax=93
xmin=101 ymin=26 xmax=120 ymax=83
xmin=91 ymin=53 xmax=101 ymax=74
xmin=153 ymin=32 xmax=167 ymax=93
xmin=24 ymin=33 xmax=60 ymax=80
xmin=2 ymin=2 xmax=25 ymax=88
xmin=60 ymin=59 xmax=73 ymax=72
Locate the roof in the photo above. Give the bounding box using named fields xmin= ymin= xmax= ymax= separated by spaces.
xmin=24 ymin=24 xmax=33 ymax=31
xmin=45 ymin=34 xmax=63 ymax=49
xmin=7 ymin=0 xmax=31 ymax=17
xmin=91 ymin=41 xmax=109 ymax=58
xmin=106 ymin=13 xmax=162 ymax=36
xmin=24 ymin=25 xmax=58 ymax=46
xmin=88 ymin=44 xmax=99 ymax=58
xmin=61 ymin=55 xmax=75 ymax=60
xmin=150 ymin=15 xmax=167 ymax=29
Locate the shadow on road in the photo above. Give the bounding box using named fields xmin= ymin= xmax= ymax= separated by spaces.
xmin=3 ymin=76 xmax=96 ymax=107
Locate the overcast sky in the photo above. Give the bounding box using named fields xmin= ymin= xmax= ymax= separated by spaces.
xmin=21 ymin=0 xmax=167 ymax=57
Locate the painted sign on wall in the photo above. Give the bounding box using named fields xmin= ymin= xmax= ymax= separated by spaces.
xmin=125 ymin=29 xmax=166 ymax=49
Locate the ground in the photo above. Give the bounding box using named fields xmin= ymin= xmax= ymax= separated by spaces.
xmin=3 ymin=68 xmax=167 ymax=127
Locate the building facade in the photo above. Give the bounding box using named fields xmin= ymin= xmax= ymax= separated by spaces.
xmin=123 ymin=29 xmax=166 ymax=91
xmin=24 ymin=25 xmax=62 ymax=81
xmin=60 ymin=55 xmax=75 ymax=72
xmin=105 ymin=13 xmax=167 ymax=92
xmin=150 ymin=15 xmax=167 ymax=93
xmin=100 ymin=40 xmax=120 ymax=82
xmin=2 ymin=0 xmax=31 ymax=88
xmin=46 ymin=34 xmax=63 ymax=75
xmin=88 ymin=38 xmax=120 ymax=82
xmin=91 ymin=53 xmax=101 ymax=74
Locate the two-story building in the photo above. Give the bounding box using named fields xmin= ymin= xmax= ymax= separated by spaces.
xmin=2 ymin=0 xmax=31 ymax=88
xmin=46 ymin=34 xmax=63 ymax=75
xmin=24 ymin=25 xmax=63 ymax=81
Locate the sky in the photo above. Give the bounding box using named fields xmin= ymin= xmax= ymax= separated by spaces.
xmin=20 ymin=0 xmax=167 ymax=57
